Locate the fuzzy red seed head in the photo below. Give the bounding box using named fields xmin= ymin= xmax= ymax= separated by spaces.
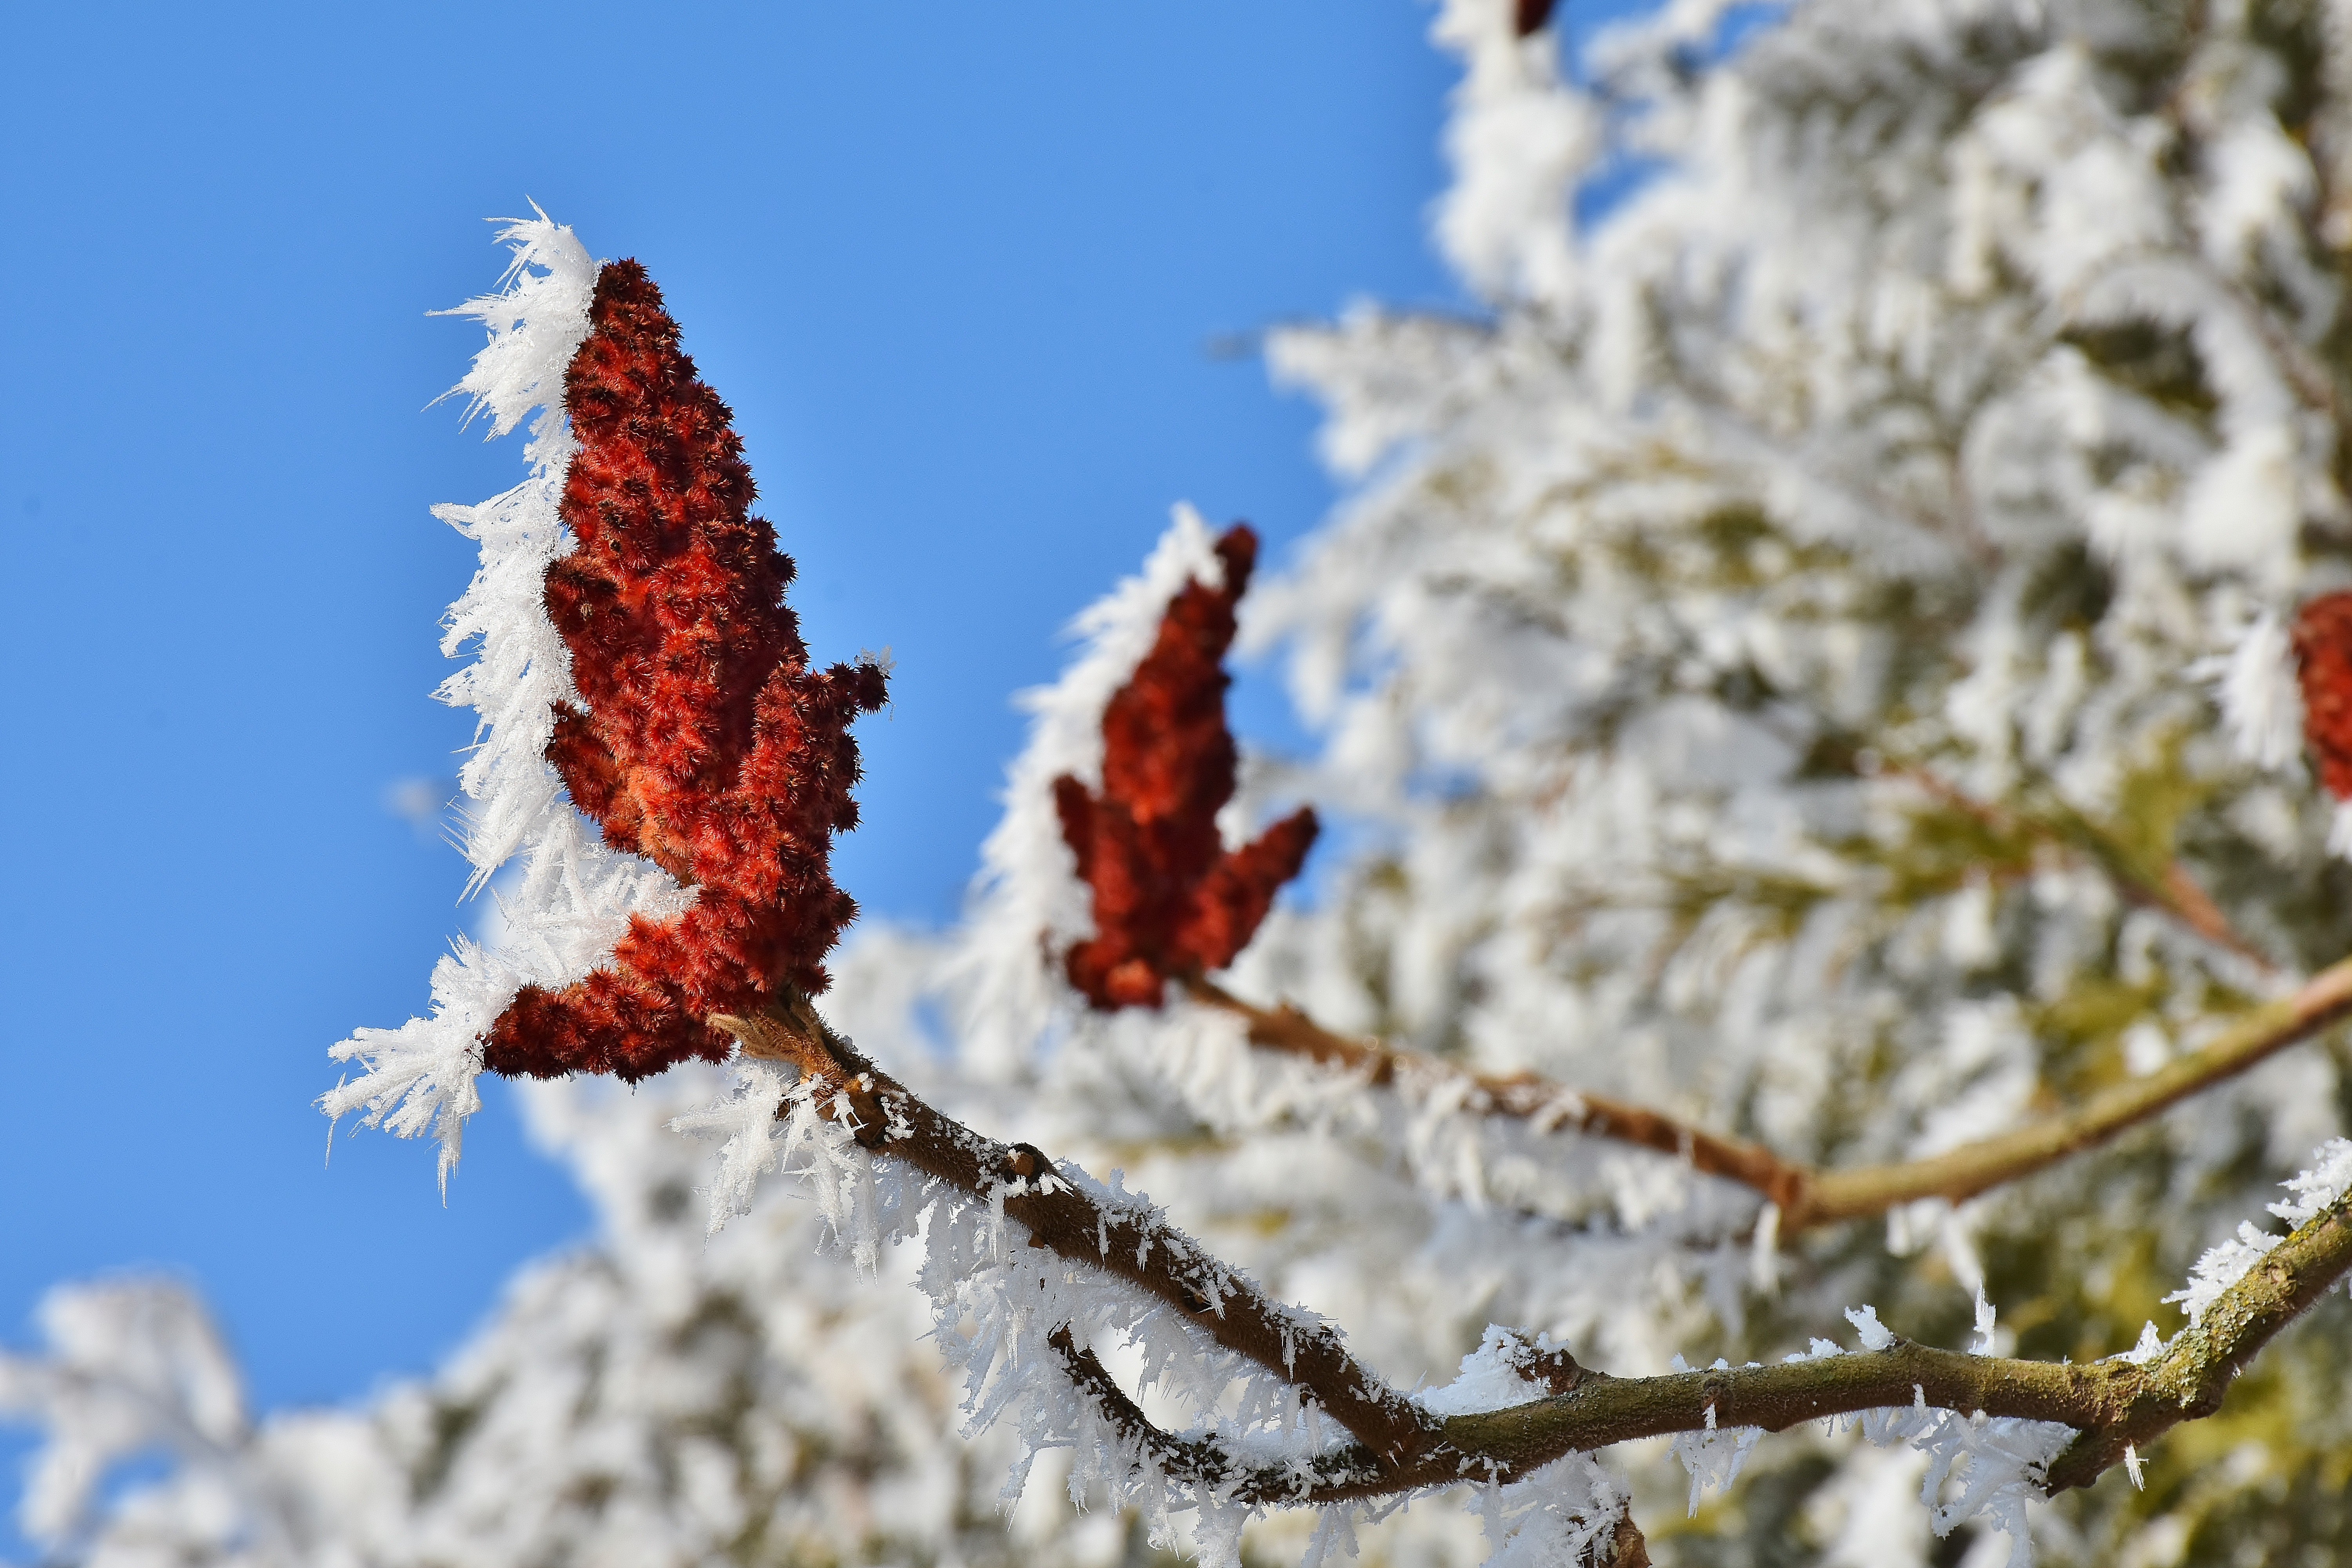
xmin=2296 ymin=591 xmax=2352 ymax=801
xmin=1055 ymin=524 xmax=1319 ymax=1009
xmin=483 ymin=259 xmax=887 ymax=1082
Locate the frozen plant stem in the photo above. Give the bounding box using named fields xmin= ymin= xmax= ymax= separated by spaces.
xmin=709 ymin=996 xmax=2352 ymax=1506
xmin=1187 ymin=953 xmax=2352 ymax=1233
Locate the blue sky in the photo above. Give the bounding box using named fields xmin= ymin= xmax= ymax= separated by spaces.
xmin=0 ymin=0 xmax=1644 ymax=1523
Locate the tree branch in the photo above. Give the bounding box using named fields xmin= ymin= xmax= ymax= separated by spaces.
xmin=1061 ymin=1192 xmax=2352 ymax=1506
xmin=1800 ymin=956 xmax=2352 ymax=1223
xmin=710 ymin=996 xmax=1442 ymax=1471
xmin=1045 ymin=1325 xmax=1646 ymax=1563
xmin=1187 ymin=953 xmax=2352 ymax=1232
xmin=1421 ymin=1172 xmax=2352 ymax=1492
xmin=715 ymin=995 xmax=2352 ymax=1519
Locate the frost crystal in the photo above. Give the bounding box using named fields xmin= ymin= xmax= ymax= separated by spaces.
xmin=2206 ymin=611 xmax=2305 ymax=771
xmin=1467 ymin=1453 xmax=1631 ymax=1568
xmin=666 ymin=1056 xmax=794 ymax=1233
xmin=1844 ymin=1305 xmax=1896 ymax=1352
xmin=322 ymin=213 xmax=690 ymax=1188
xmin=1667 ymin=1355 xmax=1766 ymax=1514
xmin=1668 ymin=1306 xmax=2072 ymax=1561
xmin=2167 ymin=1220 xmax=2285 ymax=1327
xmin=2270 ymin=1137 xmax=2352 ymax=1225
xmin=2171 ymin=1137 xmax=2352 ymax=1324
xmin=1900 ymin=1405 xmax=2072 ymax=1564
xmin=1971 ymin=1281 xmax=1999 ymax=1355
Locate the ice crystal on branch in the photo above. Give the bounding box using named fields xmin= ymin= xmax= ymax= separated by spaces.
xmin=487 ymin=259 xmax=887 ymax=1081
xmin=2167 ymin=1136 xmax=2352 ymax=1325
xmin=323 ymin=213 xmax=666 ymax=1185
xmin=1053 ymin=523 xmax=1318 ymax=1007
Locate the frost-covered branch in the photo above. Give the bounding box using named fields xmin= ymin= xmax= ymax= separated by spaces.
xmin=707 ymin=996 xmax=1443 ymax=1473
xmin=1043 ymin=1325 xmax=1650 ymax=1563
xmin=1190 ymin=952 xmax=2352 ymax=1232
xmin=1485 ymin=1170 xmax=2352 ymax=1492
xmin=1075 ymin=1175 xmax=2352 ymax=1504
xmin=1422 ymin=1167 xmax=2352 ymax=1495
xmin=717 ymin=995 xmax=2352 ymax=1518
xmin=1183 ymin=976 xmax=1813 ymax=1212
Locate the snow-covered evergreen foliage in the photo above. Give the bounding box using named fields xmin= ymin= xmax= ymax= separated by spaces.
xmin=18 ymin=0 xmax=2352 ymax=1563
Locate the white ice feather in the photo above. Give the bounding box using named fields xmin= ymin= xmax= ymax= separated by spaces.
xmin=2169 ymin=1139 xmax=2352 ymax=1324
xmin=2204 ymin=611 xmax=2307 ymax=771
xmin=1666 ymin=1307 xmax=2071 ymax=1563
xmin=322 ymin=212 xmax=691 ymax=1189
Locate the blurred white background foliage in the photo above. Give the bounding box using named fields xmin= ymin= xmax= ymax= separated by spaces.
xmin=18 ymin=0 xmax=2352 ymax=1562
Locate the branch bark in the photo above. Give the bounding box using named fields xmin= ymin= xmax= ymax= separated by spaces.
xmin=1800 ymin=956 xmax=2352 ymax=1223
xmin=1187 ymin=953 xmax=2352 ymax=1232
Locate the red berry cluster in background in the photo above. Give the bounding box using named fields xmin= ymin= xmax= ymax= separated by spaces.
xmin=1055 ymin=524 xmax=1319 ymax=1008
xmin=2296 ymin=590 xmax=2352 ymax=802
xmin=483 ymin=260 xmax=888 ymax=1082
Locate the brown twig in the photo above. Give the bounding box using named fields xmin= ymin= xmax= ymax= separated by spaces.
xmin=1188 ymin=954 xmax=2352 ymax=1232
xmin=710 ymin=998 xmax=2352 ymax=1518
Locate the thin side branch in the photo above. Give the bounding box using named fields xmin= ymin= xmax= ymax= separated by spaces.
xmin=1182 ymin=977 xmax=1813 ymax=1212
xmin=1188 ymin=953 xmax=2352 ymax=1231
xmin=1802 ymin=956 xmax=2352 ymax=1222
